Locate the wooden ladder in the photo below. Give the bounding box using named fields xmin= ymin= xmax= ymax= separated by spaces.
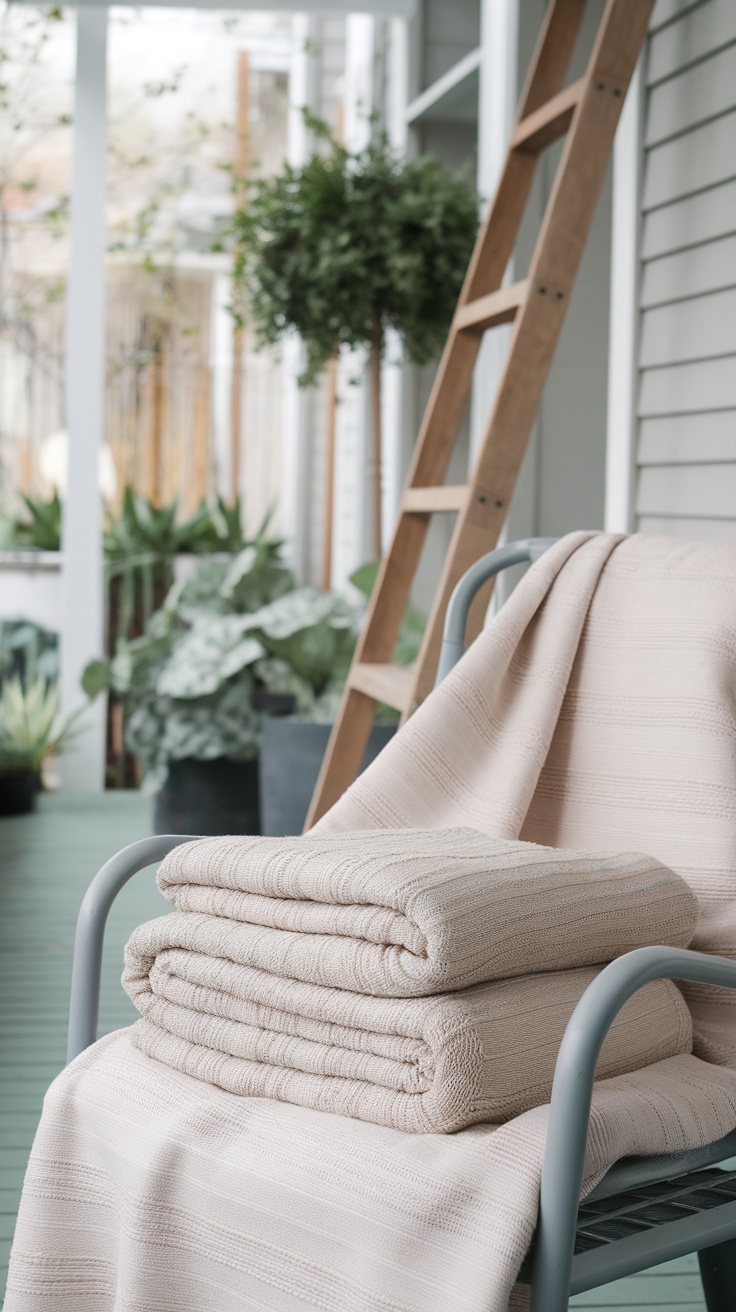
xmin=305 ymin=0 xmax=654 ymax=828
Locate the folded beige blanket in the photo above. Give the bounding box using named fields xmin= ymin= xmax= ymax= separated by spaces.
xmin=152 ymin=827 xmax=697 ymax=994
xmin=125 ymin=919 xmax=692 ymax=1133
xmin=122 ymin=827 xmax=697 ymax=1132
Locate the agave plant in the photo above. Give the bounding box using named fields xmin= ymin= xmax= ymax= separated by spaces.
xmin=0 ymin=676 xmax=83 ymax=773
xmin=11 ymin=491 xmax=62 ymax=551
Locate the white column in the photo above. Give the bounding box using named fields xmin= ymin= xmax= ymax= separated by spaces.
xmin=470 ymin=0 xmax=519 ymax=469
xmin=210 ymin=271 xmax=234 ymax=502
xmin=332 ymin=14 xmax=375 ymax=584
xmin=280 ymin=14 xmax=313 ymax=581
xmin=380 ymin=17 xmax=408 ymax=549
xmin=60 ymin=7 xmax=108 ymax=791
xmin=605 ymin=60 xmax=643 ymax=534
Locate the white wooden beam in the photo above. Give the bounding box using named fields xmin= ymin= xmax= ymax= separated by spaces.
xmin=470 ymin=0 xmax=519 ymax=471
xmin=332 ymin=13 xmax=375 ymax=585
xmin=381 ymin=16 xmax=408 ymax=550
xmin=60 ymin=7 xmax=108 ymax=791
xmin=54 ymin=0 xmax=415 ymax=10
xmin=280 ymin=14 xmax=314 ymax=583
xmin=605 ymin=59 xmax=644 ymax=534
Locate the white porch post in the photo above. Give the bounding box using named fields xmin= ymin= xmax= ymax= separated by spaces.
xmin=380 ymin=16 xmax=408 ymax=550
xmin=60 ymin=7 xmax=108 ymax=791
xmin=280 ymin=13 xmax=313 ymax=582
xmin=605 ymin=59 xmax=643 ymax=534
xmin=470 ymin=0 xmax=519 ymax=469
xmin=332 ymin=13 xmax=375 ymax=588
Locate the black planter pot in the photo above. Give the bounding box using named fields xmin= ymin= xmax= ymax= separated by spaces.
xmin=0 ymin=769 xmax=40 ymax=817
xmin=259 ymin=718 xmax=395 ymax=836
xmin=154 ymin=757 xmax=260 ymax=837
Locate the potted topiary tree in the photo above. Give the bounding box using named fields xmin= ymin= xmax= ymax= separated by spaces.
xmin=230 ymin=117 xmax=478 ymax=556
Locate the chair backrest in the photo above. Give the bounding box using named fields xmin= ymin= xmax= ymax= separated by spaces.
xmin=436 ymin=538 xmax=558 ymax=685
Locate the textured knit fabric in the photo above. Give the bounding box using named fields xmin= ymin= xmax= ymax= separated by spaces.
xmin=319 ymin=532 xmax=736 ymax=1067
xmin=122 ymin=829 xmax=696 ymax=1131
xmin=125 ymin=921 xmax=692 ymax=1132
xmin=8 ymin=1031 xmax=736 ymax=1312
xmin=9 ymin=531 xmax=736 ymax=1312
xmin=152 ymin=828 xmax=698 ymax=995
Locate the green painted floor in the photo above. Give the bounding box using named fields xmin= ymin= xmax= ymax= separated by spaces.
xmin=0 ymin=793 xmax=706 ymax=1310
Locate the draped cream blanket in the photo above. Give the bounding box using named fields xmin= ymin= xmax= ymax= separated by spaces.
xmin=9 ymin=531 xmax=736 ymax=1312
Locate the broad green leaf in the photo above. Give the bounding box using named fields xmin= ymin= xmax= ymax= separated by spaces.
xmin=156 ymin=619 xmax=264 ymax=698
xmin=81 ymin=659 xmax=110 ymax=699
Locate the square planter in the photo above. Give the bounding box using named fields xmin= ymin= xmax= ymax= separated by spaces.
xmin=259 ymin=718 xmax=395 ymax=836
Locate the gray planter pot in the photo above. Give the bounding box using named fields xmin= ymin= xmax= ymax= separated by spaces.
xmin=154 ymin=757 xmax=260 ymax=836
xmin=259 ymin=718 xmax=395 ymax=836
xmin=0 ymin=768 xmax=41 ymax=817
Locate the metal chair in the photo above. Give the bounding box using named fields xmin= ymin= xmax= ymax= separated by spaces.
xmin=67 ymin=537 xmax=736 ymax=1312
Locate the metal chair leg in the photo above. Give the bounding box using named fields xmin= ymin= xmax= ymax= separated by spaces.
xmin=699 ymin=1236 xmax=736 ymax=1311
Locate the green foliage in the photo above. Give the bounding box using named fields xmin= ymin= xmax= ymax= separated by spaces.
xmin=12 ymin=491 xmax=62 ymax=550
xmin=4 ymin=485 xmax=251 ymax=560
xmin=0 ymin=619 xmax=59 ymax=689
xmin=80 ymin=658 xmax=109 ymax=701
xmin=104 ymin=486 xmax=249 ymax=569
xmin=231 ymin=118 xmax=478 ymax=385
xmin=87 ymin=539 xmax=365 ymax=793
xmin=0 ymin=675 xmax=82 ymax=772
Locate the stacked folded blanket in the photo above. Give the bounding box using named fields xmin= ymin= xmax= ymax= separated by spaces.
xmin=124 ymin=827 xmax=698 ymax=1134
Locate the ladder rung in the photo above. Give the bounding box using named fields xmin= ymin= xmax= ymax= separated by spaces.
xmin=350 ymin=662 xmax=414 ymax=711
xmin=456 ymin=280 xmax=528 ymax=333
xmin=511 ymin=78 xmax=583 ymax=153
xmin=403 ymin=485 xmax=469 ymax=513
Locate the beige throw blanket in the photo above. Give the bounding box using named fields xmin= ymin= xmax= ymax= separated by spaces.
xmin=123 ymin=829 xmax=696 ymax=1132
xmin=9 ymin=531 xmax=736 ymax=1312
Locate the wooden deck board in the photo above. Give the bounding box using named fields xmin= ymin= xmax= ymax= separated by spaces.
xmin=0 ymin=793 xmax=706 ymax=1309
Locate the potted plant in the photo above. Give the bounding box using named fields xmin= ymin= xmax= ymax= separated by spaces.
xmin=87 ymin=537 xmax=423 ymax=836
xmin=0 ymin=675 xmax=83 ymax=816
xmin=229 ymin=118 xmax=478 ymax=556
xmin=85 ymin=534 xmax=357 ymax=834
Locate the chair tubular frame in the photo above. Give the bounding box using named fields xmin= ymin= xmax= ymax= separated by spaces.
xmin=67 ymin=539 xmax=736 ymax=1312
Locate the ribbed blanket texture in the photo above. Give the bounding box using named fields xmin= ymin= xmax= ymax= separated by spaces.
xmin=123 ymin=829 xmax=697 ymax=1131
xmin=9 ymin=531 xmax=736 ymax=1312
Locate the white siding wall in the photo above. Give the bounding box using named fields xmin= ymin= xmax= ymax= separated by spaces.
xmin=635 ymin=0 xmax=736 ymax=540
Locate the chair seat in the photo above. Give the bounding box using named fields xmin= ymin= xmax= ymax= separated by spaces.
xmin=570 ymin=1165 xmax=736 ymax=1292
xmin=585 ymin=1127 xmax=736 ymax=1202
xmin=518 ymin=1130 xmax=736 ymax=1293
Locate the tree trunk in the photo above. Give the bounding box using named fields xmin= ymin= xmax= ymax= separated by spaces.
xmin=322 ymin=348 xmax=339 ymax=590
xmin=230 ymin=50 xmax=250 ymax=508
xmin=369 ymin=318 xmax=383 ymax=559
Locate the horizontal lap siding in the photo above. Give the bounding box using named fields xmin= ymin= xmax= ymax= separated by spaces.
xmin=635 ymin=0 xmax=736 ymax=538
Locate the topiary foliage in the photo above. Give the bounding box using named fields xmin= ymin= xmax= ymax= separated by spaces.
xmin=230 ymin=116 xmax=479 ymax=387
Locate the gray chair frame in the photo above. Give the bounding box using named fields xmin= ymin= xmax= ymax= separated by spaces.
xmin=68 ymin=537 xmax=736 ymax=1312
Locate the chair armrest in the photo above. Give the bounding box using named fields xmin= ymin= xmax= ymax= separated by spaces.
xmin=67 ymin=834 xmax=197 ymax=1064
xmin=530 ymin=945 xmax=736 ymax=1312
